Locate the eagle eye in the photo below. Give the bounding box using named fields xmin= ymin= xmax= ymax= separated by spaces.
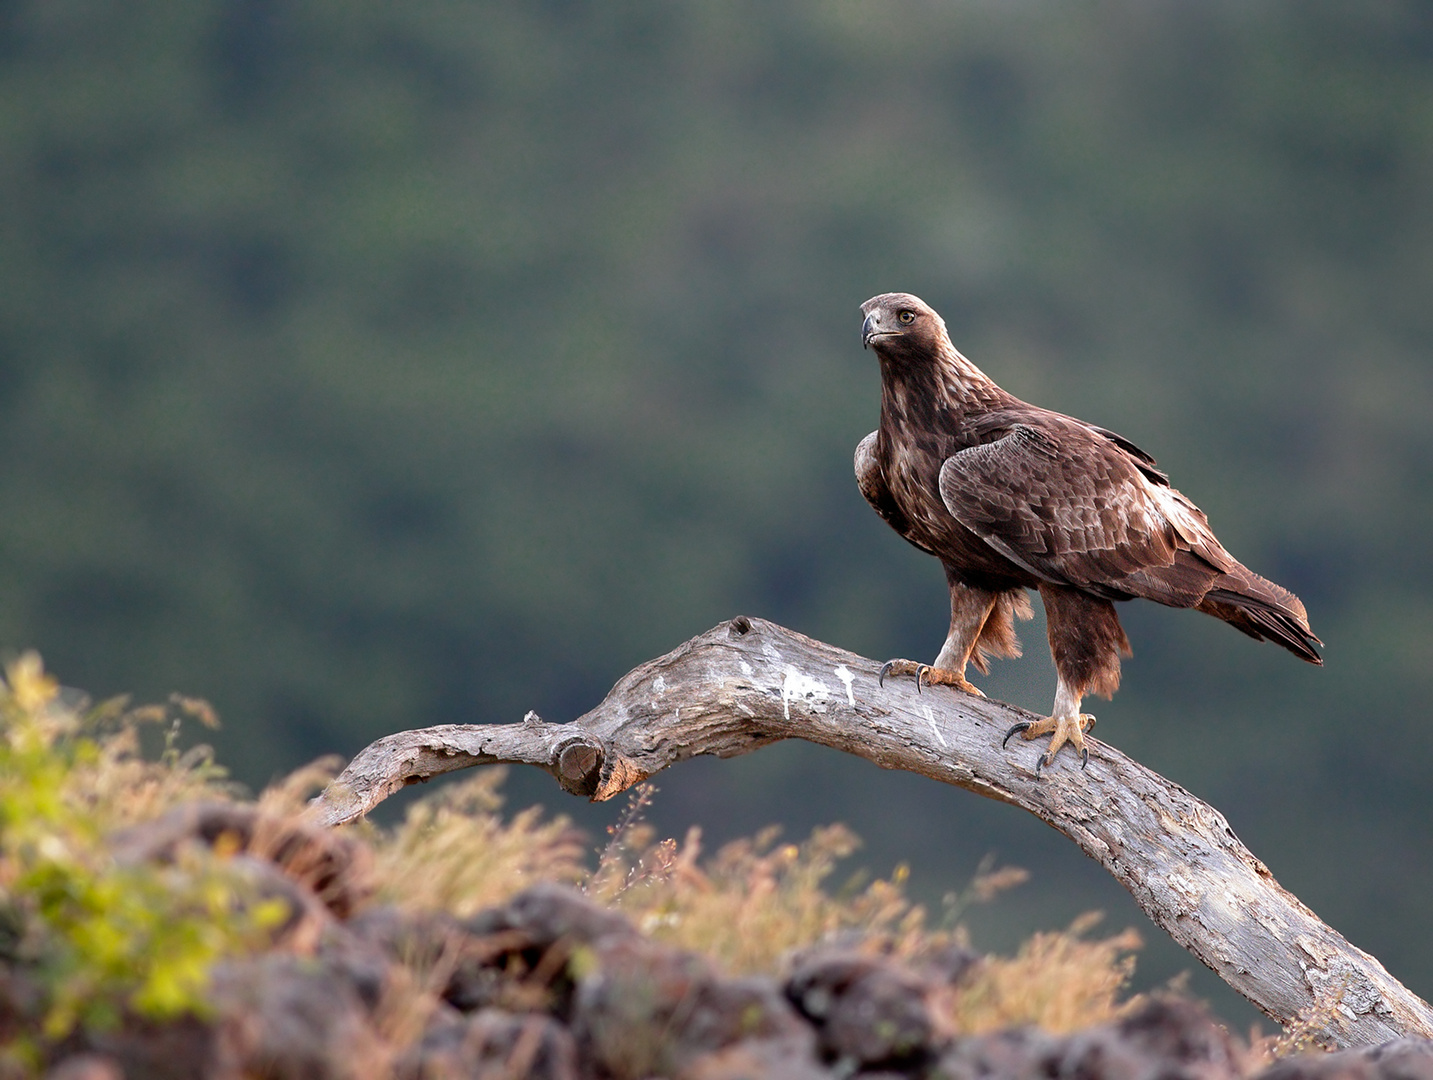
xmin=897 ymin=310 xmax=916 ymax=325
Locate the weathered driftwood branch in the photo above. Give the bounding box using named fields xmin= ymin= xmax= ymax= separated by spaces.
xmin=313 ymin=616 xmax=1432 ymax=1049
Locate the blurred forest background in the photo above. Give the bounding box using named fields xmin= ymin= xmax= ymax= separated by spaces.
xmin=2 ymin=0 xmax=1431 ymax=1026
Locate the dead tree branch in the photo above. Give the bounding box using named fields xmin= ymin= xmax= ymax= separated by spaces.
xmin=312 ymin=616 xmax=1432 ymax=1048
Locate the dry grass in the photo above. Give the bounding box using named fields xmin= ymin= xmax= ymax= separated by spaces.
xmin=590 ymin=818 xmax=922 ymax=975
xmin=367 ymin=769 xmax=588 ymax=917
xmin=951 ymin=913 xmax=1143 ymax=1034
xmin=355 ymin=776 xmax=1148 ymax=1036
xmin=3 ymin=657 xmax=1160 ymax=1063
xmin=1256 ymin=988 xmax=1350 ymax=1059
xmin=578 ymin=786 xmax=1143 ymax=1034
xmin=55 ymin=691 xmax=237 ymax=829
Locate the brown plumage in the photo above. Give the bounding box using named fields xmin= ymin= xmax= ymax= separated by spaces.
xmin=855 ymin=292 xmax=1320 ymax=770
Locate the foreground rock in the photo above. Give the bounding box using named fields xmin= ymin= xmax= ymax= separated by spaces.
xmin=935 ymin=997 xmax=1244 ymax=1080
xmin=18 ymin=801 xmax=1433 ymax=1079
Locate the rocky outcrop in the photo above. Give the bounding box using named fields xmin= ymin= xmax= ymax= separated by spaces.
xmin=20 ymin=803 xmax=1433 ymax=1080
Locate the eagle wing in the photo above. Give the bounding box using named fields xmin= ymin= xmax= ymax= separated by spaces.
xmin=936 ymin=412 xmax=1235 ymax=607
xmin=856 ymin=430 xmax=934 ymax=555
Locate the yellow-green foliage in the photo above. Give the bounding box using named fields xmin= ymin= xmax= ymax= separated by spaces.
xmin=0 ymin=654 xmax=286 ymax=1046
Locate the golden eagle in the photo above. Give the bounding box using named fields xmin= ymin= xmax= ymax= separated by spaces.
xmin=856 ymin=292 xmax=1321 ymax=770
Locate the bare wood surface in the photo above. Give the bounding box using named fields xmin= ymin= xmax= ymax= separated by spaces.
xmin=312 ymin=616 xmax=1432 ymax=1048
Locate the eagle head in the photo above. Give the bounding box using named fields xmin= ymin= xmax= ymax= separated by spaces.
xmin=860 ymin=292 xmax=992 ymax=392
xmin=861 ymin=292 xmax=947 ymax=354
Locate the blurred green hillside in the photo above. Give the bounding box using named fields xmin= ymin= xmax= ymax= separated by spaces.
xmin=2 ymin=0 xmax=1431 ymax=1024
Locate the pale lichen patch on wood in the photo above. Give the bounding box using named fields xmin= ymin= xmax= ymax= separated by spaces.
xmin=780 ymin=666 xmax=831 ymax=720
xmin=920 ymin=704 xmax=947 ymax=748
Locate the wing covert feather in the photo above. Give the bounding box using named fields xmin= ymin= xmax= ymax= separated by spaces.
xmin=936 ymin=418 xmax=1212 ymax=596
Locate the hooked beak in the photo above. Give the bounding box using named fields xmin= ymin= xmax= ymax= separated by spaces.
xmin=862 ymin=311 xmax=881 ymax=349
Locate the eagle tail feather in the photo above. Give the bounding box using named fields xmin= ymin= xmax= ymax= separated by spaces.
xmin=1199 ymin=570 xmax=1322 ymax=665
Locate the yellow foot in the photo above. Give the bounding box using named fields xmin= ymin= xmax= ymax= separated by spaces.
xmin=1001 ymin=713 xmax=1096 ymax=772
xmin=878 ymin=659 xmax=985 ymax=696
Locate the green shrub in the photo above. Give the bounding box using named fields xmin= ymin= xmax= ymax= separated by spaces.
xmin=0 ymin=653 xmax=287 ymax=1053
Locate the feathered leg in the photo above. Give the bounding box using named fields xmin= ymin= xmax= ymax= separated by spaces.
xmin=880 ymin=574 xmax=1028 ymax=694
xmin=1004 ymin=585 xmax=1130 ymax=771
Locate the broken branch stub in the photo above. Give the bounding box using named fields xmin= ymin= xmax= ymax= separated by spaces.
xmin=312 ymin=616 xmax=1433 ymax=1049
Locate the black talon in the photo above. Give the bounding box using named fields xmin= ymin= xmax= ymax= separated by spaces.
xmin=915 ymin=665 xmax=928 ymax=693
xmin=878 ymin=660 xmax=894 ymax=687
xmin=1080 ymin=747 xmax=1090 ymax=770
xmin=1001 ymin=720 xmax=1032 ymax=748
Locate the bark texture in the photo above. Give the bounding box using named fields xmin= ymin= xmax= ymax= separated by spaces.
xmin=311 ymin=616 xmax=1433 ymax=1048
